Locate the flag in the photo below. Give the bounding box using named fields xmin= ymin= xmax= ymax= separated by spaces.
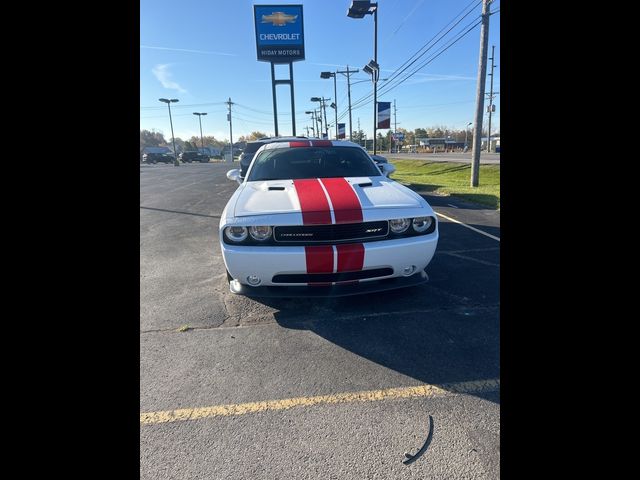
xmin=377 ymin=102 xmax=391 ymax=129
xmin=337 ymin=123 xmax=345 ymax=139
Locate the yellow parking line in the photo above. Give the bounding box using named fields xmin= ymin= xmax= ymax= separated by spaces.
xmin=141 ymin=378 xmax=499 ymax=425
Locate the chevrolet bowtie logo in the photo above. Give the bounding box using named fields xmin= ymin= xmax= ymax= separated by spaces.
xmin=262 ymin=12 xmax=298 ymax=26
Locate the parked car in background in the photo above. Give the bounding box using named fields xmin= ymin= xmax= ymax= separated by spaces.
xmin=179 ymin=151 xmax=209 ymax=163
xmin=142 ymin=152 xmax=174 ymax=164
xmin=239 ymin=136 xmax=310 ymax=177
xmin=220 ymin=139 xmax=437 ymax=297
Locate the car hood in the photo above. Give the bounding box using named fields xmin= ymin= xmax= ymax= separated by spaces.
xmin=232 ymin=177 xmax=425 ymax=218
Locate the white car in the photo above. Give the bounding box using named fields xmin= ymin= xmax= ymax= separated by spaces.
xmin=220 ymin=139 xmax=438 ymax=297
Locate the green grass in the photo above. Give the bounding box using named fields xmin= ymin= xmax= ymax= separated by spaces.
xmin=389 ymin=159 xmax=500 ymax=209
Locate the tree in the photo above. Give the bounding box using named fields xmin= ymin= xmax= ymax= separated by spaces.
xmin=427 ymin=127 xmax=444 ymax=138
xmin=376 ymin=132 xmax=388 ymax=151
xmin=248 ymin=131 xmax=267 ymax=141
xmin=140 ymin=129 xmax=166 ymax=155
xmin=397 ymin=128 xmax=413 ymax=148
xmin=352 ymin=129 xmax=365 ymax=146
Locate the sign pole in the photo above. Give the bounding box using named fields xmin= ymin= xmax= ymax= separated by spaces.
xmin=270 ymin=62 xmax=279 ymax=137
xmin=254 ymin=5 xmax=305 ymax=138
xmin=289 ymin=62 xmax=296 ymax=136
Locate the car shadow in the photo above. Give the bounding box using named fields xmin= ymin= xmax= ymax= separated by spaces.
xmin=245 ymin=220 xmax=500 ymax=404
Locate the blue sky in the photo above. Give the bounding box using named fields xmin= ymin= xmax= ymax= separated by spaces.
xmin=140 ymin=0 xmax=500 ymax=142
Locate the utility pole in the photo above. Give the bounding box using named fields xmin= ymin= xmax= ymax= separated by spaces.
xmin=470 ymin=0 xmax=491 ymax=187
xmin=337 ymin=66 xmax=359 ymax=141
xmin=373 ymin=5 xmax=378 ymax=155
xmin=393 ymin=99 xmax=397 ymax=153
xmin=322 ymin=98 xmax=329 ymax=139
xmin=315 ymin=109 xmax=321 ymax=137
xmin=487 ymin=45 xmax=497 ymax=153
xmin=226 ymin=97 xmax=234 ymax=162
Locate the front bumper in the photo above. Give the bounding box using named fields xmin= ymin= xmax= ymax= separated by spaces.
xmin=229 ymin=269 xmax=429 ymax=297
xmin=221 ymin=233 xmax=438 ymax=296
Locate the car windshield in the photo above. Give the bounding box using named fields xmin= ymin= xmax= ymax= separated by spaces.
xmin=247 ymin=146 xmax=382 ymax=181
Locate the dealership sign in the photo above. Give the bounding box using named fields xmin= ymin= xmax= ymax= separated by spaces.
xmin=254 ymin=4 xmax=305 ymax=63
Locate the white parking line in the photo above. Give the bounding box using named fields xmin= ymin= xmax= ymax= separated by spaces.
xmin=435 ymin=212 xmax=500 ymax=242
xmin=447 ymin=203 xmax=459 ymax=208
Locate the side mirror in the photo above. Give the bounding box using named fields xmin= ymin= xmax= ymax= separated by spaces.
xmin=380 ymin=163 xmax=396 ymax=177
xmin=226 ymin=169 xmax=243 ymax=184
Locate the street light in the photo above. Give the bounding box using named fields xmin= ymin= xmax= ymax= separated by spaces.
xmin=305 ymin=110 xmax=317 ymax=136
xmin=348 ymin=1 xmax=378 ymax=153
xmin=321 ymin=71 xmax=339 ymax=139
xmin=159 ymin=98 xmax=180 ymax=166
xmin=193 ymin=112 xmax=207 ymax=153
xmin=311 ymin=97 xmax=330 ymax=139
xmin=464 ymin=122 xmax=472 ymax=151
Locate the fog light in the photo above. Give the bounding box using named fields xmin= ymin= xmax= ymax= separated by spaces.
xmin=402 ymin=265 xmax=416 ymax=276
xmin=246 ymin=275 xmax=261 ymax=286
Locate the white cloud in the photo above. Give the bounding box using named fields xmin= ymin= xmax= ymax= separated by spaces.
xmin=152 ymin=64 xmax=187 ymax=93
xmin=141 ymin=45 xmax=236 ymax=56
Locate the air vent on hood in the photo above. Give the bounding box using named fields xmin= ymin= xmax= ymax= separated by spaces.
xmin=268 ymin=186 xmax=285 ymax=191
xmin=357 ymin=182 xmax=373 ymax=188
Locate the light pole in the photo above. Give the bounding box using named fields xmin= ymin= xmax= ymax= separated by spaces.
xmin=159 ymin=98 xmax=180 ymax=166
xmin=330 ymin=102 xmax=337 ymax=139
xmin=320 ymin=72 xmax=338 ymax=139
xmin=348 ymin=1 xmax=378 ymax=154
xmin=464 ymin=122 xmax=472 ymax=151
xmin=305 ymin=110 xmax=317 ymax=137
xmin=311 ymin=97 xmax=330 ymax=139
xmin=193 ymin=112 xmax=207 ymax=153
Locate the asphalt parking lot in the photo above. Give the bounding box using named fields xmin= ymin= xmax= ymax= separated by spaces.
xmin=140 ymin=162 xmax=500 ymax=479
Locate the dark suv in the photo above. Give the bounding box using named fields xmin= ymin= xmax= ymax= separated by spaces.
xmin=178 ymin=151 xmax=208 ymax=163
xmin=239 ymin=136 xmax=310 ymax=177
xmin=142 ymin=152 xmax=174 ymax=164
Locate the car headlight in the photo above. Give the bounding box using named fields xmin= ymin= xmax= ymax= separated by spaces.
xmin=224 ymin=226 xmax=248 ymax=242
xmin=412 ymin=216 xmax=434 ymax=233
xmin=389 ymin=218 xmax=410 ymax=234
xmin=249 ymin=226 xmax=272 ymax=241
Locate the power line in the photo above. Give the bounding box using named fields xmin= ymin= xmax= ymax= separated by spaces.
xmin=140 ymin=101 xmax=227 ymax=110
xmin=336 ymin=1 xmax=483 ymax=121
xmin=381 ymin=0 xmax=481 ymax=90
xmin=377 ymin=19 xmax=482 ymax=97
xmin=400 ymin=100 xmax=476 ymax=109
xmin=338 ymin=16 xmax=482 ymax=121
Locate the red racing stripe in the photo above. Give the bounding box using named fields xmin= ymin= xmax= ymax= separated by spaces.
xmin=293 ymin=179 xmax=332 ymax=225
xmin=320 ymin=178 xmax=363 ymax=224
xmin=305 ymin=246 xmax=334 ymax=275
xmin=336 ymin=244 xmax=365 ymax=272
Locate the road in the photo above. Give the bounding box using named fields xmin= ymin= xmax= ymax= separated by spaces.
xmin=383 ymin=152 xmax=500 ymax=164
xmin=140 ymin=162 xmax=500 ymax=479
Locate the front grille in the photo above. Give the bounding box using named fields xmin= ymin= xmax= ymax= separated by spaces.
xmin=272 ymin=268 xmax=393 ymax=284
xmin=274 ymin=221 xmax=389 ymax=244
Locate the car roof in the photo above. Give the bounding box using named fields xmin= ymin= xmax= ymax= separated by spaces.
xmin=259 ymin=139 xmax=365 ymax=151
xmin=247 ymin=136 xmax=310 ymax=146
